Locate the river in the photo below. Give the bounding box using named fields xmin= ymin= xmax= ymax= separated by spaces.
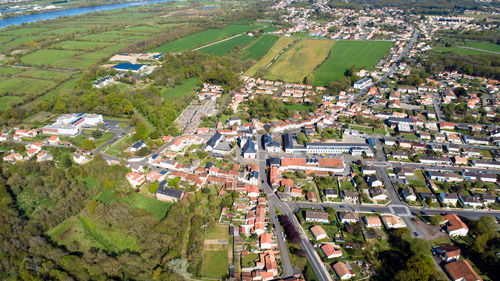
xmin=0 ymin=0 xmax=172 ymax=29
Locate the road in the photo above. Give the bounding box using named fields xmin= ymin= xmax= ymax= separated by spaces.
xmin=94 ymin=119 xmax=132 ymax=154
xmin=433 ymin=93 xmax=445 ymax=122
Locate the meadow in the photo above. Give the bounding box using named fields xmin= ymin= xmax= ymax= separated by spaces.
xmin=150 ymin=24 xmax=258 ymax=53
xmin=239 ymin=34 xmax=278 ymax=61
xmin=202 ymin=224 xmax=229 ymax=279
xmin=313 ymin=40 xmax=394 ymax=86
xmin=432 ymin=46 xmax=491 ymax=55
xmin=464 ymin=41 xmax=500 ymax=53
xmin=264 ymin=39 xmax=334 ymax=82
xmin=161 ymin=77 xmax=199 ymax=98
xmin=244 ymin=36 xmax=296 ymax=76
xmin=198 ymin=34 xmax=255 ymax=56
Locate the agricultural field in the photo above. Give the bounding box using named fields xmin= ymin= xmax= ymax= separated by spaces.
xmin=198 ymin=34 xmax=255 ymax=56
xmin=313 ymin=40 xmax=394 ymax=86
xmin=464 ymin=41 xmax=500 ymax=53
xmin=21 ymin=49 xmax=81 ymax=67
xmin=239 ymin=34 xmax=278 ymax=61
xmin=162 ymin=77 xmax=199 ymax=99
xmin=0 ymin=96 xmax=22 ymax=110
xmin=0 ymin=66 xmax=22 ymax=76
xmin=244 ymin=36 xmax=296 ymax=76
xmin=264 ymin=39 xmax=334 ymax=83
xmin=17 ymin=69 xmax=72 ymax=81
xmin=150 ymin=24 xmax=258 ymax=53
xmin=52 ymin=40 xmax=113 ymax=51
xmin=47 ymin=214 xmax=140 ymax=253
xmin=0 ymin=77 xmax=56 ymax=96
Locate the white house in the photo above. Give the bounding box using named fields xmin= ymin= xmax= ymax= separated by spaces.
xmin=126 ymin=172 xmax=145 ymax=187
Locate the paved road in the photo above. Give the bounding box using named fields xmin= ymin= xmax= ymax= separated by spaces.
xmin=94 ymin=120 xmax=132 ymax=154
xmin=433 ymin=93 xmax=445 ymax=122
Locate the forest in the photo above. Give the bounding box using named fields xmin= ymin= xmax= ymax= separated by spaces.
xmin=0 ymin=155 xmax=234 ymax=280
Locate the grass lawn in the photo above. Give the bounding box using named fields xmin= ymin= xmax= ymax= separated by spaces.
xmin=198 ymin=34 xmax=255 ymax=56
xmin=244 ymin=36 xmax=295 ymax=76
xmin=27 ymin=75 xmax=79 ymax=105
xmin=0 ymin=96 xmax=22 ymax=110
xmin=432 ymin=46 xmax=489 ymax=55
xmin=239 ymin=34 xmax=278 ymax=61
xmin=21 ymin=49 xmax=81 ymax=66
xmin=124 ymin=193 xmax=171 ymax=220
xmin=464 ymin=41 xmax=500 ymax=53
xmin=162 ymin=78 xmax=198 ymax=99
xmin=264 ymin=39 xmax=334 ymax=83
xmin=205 ymin=224 xmax=228 ymax=240
xmin=202 ymin=247 xmax=229 ymax=278
xmin=428 ymin=235 xmax=451 ymax=246
xmin=284 ymin=103 xmax=316 ymax=111
xmin=106 ymin=134 xmax=133 ymax=157
xmin=17 ymin=69 xmax=72 ymax=82
xmin=150 ymin=24 xmax=258 ymax=53
xmin=47 ymin=214 xmax=140 ymax=253
xmin=0 ymin=66 xmax=23 ymax=76
xmin=313 ymin=40 xmax=393 ymax=86
xmin=241 ymin=252 xmax=259 ymax=267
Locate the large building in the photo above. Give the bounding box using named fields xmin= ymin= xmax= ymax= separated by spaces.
xmin=42 ymin=113 xmax=103 ymax=136
xmin=283 ymin=134 xmax=372 ymax=156
xmin=353 ymin=78 xmax=372 ymax=89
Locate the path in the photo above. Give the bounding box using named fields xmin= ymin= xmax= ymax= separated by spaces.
xmin=193 ymin=34 xmax=244 ymax=51
xmin=457 ymin=46 xmax=500 ymax=55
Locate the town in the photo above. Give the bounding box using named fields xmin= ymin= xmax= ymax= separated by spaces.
xmin=0 ymin=0 xmax=499 ymax=281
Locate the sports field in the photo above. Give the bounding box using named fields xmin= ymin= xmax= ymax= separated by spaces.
xmin=244 ymin=37 xmax=295 ymax=76
xmin=264 ymin=39 xmax=334 ymax=82
xmin=150 ymin=25 xmax=258 ymax=53
xmin=240 ymin=34 xmax=278 ymax=61
xmin=198 ymin=34 xmax=255 ymax=56
xmin=313 ymin=40 xmax=393 ymax=86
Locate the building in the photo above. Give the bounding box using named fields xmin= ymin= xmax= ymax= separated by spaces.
xmin=73 ymin=153 xmax=89 ymax=164
xmin=128 ymin=140 xmax=146 ymax=152
xmin=369 ymin=187 xmax=388 ymax=201
xmin=260 ymin=233 xmax=273 ymax=249
xmin=112 ymin=62 xmax=146 ymax=72
xmin=42 ymin=113 xmax=103 ymax=136
xmin=353 ymin=78 xmax=372 ymax=89
xmin=442 ymin=214 xmax=469 ymax=237
xmin=324 ymin=188 xmax=338 ymax=199
xmin=321 ymin=244 xmax=342 ymax=259
xmin=444 ymin=260 xmax=482 ymax=281
xmin=156 ymin=181 xmax=184 ymax=202
xmin=401 ymin=187 xmax=416 ymax=201
xmin=381 ymin=214 xmax=406 ymax=229
xmin=310 ymin=225 xmax=328 ymax=240
xmin=305 ymin=211 xmax=329 ymax=223
xmin=126 ymin=172 xmax=145 ymax=187
xmin=439 ymin=193 xmax=458 ymax=205
xmin=340 ymin=212 xmax=358 ymax=224
xmin=242 ymin=138 xmax=257 ymax=159
xmin=433 ymin=245 xmax=461 ymax=262
xmin=333 ymin=262 xmax=355 ymax=280
xmin=3 ymin=153 xmax=23 ymax=163
xmin=363 ymin=216 xmax=382 ymax=228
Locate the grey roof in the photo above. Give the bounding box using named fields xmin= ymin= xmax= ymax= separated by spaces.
xmin=156 ymin=181 xmax=183 ymax=199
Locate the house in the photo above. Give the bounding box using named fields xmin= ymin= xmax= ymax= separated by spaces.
xmin=420 ymin=192 xmax=437 ymax=203
xmin=227 ymin=117 xmax=241 ymax=126
xmin=433 ymin=245 xmax=461 ymax=262
xmin=306 ymin=191 xmax=317 ymax=202
xmin=340 ymin=212 xmax=358 ymax=224
xmin=321 ymin=244 xmax=342 ymax=259
xmin=381 ymin=214 xmax=406 ymax=229
xmin=333 ymin=262 xmax=355 ymax=280
xmin=442 ymin=214 xmax=469 ymax=237
xmin=342 ymin=190 xmax=359 ymax=203
xmin=73 ymin=153 xmax=89 ymax=164
xmin=128 ymin=140 xmax=146 ymax=152
xmin=242 ymin=139 xmax=257 ymax=159
xmin=366 ymin=175 xmax=383 ymax=187
xmin=305 ymin=211 xmax=329 ymax=223
xmin=480 ymin=193 xmax=496 ymax=205
xmin=205 ymin=133 xmax=222 ymax=152
xmin=36 ymin=150 xmax=53 ymax=162
xmin=126 ymin=172 xmax=145 ymax=187
xmin=361 ymin=165 xmax=376 ymax=175
xmin=3 ymin=153 xmax=23 ymax=163
xmin=369 ymin=187 xmax=388 ymax=201
xmin=47 ymin=135 xmax=60 ymax=145
xmin=324 ymin=188 xmax=338 ymax=199
xmin=459 ymin=195 xmax=483 ymax=208
xmin=363 ymin=216 xmax=382 ymax=228
xmin=439 ymin=193 xmax=458 ymax=205
xmin=156 ymin=181 xmax=184 ymax=202
xmin=310 ymin=225 xmax=328 ymax=240
xmin=260 ymin=233 xmax=273 ymax=249
xmin=444 ymin=260 xmax=482 ymax=281
xmin=401 ymin=187 xmax=416 ymax=201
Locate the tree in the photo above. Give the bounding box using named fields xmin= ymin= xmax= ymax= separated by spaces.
xmin=133 ymin=122 xmax=150 ymax=141
xmin=395 ymin=255 xmax=434 ymax=281
xmin=297 ymin=132 xmax=308 ymax=144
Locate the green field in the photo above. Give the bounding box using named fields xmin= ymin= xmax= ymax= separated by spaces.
xmin=0 ymin=77 xmax=55 ymax=96
xmin=464 ymin=41 xmax=500 ymax=53
xmin=203 ymin=224 xmax=229 ymax=278
xmin=47 ymin=214 xmax=140 ymax=253
xmin=0 ymin=96 xmax=22 ymax=110
xmin=240 ymin=34 xmax=278 ymax=61
xmin=264 ymin=39 xmax=334 ymax=82
xmin=52 ymin=40 xmax=112 ymax=51
xmin=124 ymin=194 xmax=172 ymax=220
xmin=0 ymin=66 xmax=23 ymax=76
xmin=21 ymin=49 xmax=81 ymax=67
xmin=244 ymin=36 xmax=295 ymax=76
xmin=150 ymin=24 xmax=258 ymax=53
xmin=198 ymin=34 xmax=255 ymax=56
xmin=432 ymin=46 xmax=494 ymax=55
xmin=313 ymin=40 xmax=393 ymax=86
xmin=17 ymin=69 xmax=72 ymax=81
xmin=162 ymin=77 xmax=199 ymax=99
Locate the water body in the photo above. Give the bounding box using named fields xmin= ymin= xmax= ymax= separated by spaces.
xmin=0 ymin=0 xmax=171 ymax=29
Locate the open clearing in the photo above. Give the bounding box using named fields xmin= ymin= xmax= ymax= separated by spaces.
xmin=244 ymin=36 xmax=296 ymax=76
xmin=0 ymin=96 xmax=22 ymax=110
xmin=21 ymin=49 xmax=81 ymax=67
xmin=150 ymin=24 xmax=258 ymax=53
xmin=198 ymin=34 xmax=255 ymax=56
xmin=264 ymin=39 xmax=334 ymax=83
xmin=162 ymin=77 xmax=199 ymax=99
xmin=52 ymin=40 xmax=113 ymax=51
xmin=0 ymin=77 xmax=55 ymax=96
xmin=124 ymin=194 xmax=172 ymax=220
xmin=313 ymin=40 xmax=393 ymax=86
xmin=47 ymin=214 xmax=140 ymax=253
xmin=240 ymin=34 xmax=278 ymax=61
xmin=432 ymin=46 xmax=491 ymax=55
xmin=17 ymin=69 xmax=72 ymax=81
